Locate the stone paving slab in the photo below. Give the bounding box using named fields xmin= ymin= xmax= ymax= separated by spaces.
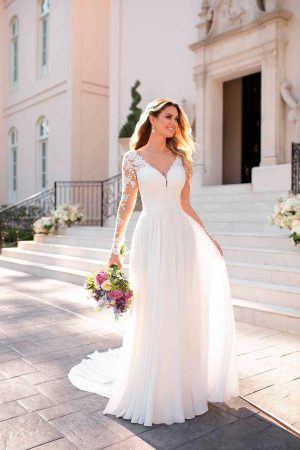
xmin=0 ymin=412 xmax=63 ymax=450
xmin=0 ymin=267 xmax=299 ymax=450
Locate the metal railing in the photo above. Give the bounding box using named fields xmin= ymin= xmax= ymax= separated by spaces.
xmin=292 ymin=142 xmax=300 ymax=195
xmin=0 ymin=171 xmax=142 ymax=253
xmin=54 ymin=174 xmax=122 ymax=226
xmin=0 ymin=187 xmax=55 ymax=253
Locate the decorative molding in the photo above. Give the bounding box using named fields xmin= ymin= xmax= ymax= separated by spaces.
xmin=4 ymin=81 xmax=68 ymax=117
xmin=190 ymin=9 xmax=292 ymax=53
xmin=81 ymin=80 xmax=109 ymax=97
xmin=194 ymin=0 xmax=292 ymax=48
xmin=262 ymin=47 xmax=278 ymax=68
xmin=281 ymin=80 xmax=300 ymax=143
xmin=193 ymin=67 xmax=207 ymax=89
xmin=4 ymin=0 xmax=17 ymax=9
xmin=197 ymin=0 xmax=265 ymax=40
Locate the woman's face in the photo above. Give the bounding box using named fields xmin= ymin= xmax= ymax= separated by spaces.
xmin=151 ymin=105 xmax=179 ymax=138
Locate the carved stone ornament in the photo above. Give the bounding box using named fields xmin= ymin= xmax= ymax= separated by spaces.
xmin=197 ymin=0 xmax=281 ymax=39
xmin=280 ymin=80 xmax=300 ymax=143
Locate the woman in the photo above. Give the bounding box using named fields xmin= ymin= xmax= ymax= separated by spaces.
xmin=68 ymin=98 xmax=240 ymax=426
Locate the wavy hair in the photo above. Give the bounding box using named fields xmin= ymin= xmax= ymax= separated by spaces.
xmin=130 ymin=98 xmax=195 ymax=179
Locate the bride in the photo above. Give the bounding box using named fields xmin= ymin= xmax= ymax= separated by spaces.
xmin=68 ymin=98 xmax=240 ymax=426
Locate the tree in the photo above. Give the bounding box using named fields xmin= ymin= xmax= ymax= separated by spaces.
xmin=118 ymin=80 xmax=142 ymax=138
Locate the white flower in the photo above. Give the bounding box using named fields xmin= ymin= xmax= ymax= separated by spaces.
xmin=291 ymin=222 xmax=300 ymax=235
xmin=101 ymin=280 xmax=112 ymax=291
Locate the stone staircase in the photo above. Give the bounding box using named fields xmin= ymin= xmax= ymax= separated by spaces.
xmin=1 ymin=183 xmax=300 ymax=334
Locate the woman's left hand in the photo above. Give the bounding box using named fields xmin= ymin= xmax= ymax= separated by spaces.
xmin=212 ymin=238 xmax=224 ymax=257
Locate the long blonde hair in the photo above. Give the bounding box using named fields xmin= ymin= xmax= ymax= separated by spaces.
xmin=130 ymin=98 xmax=195 ymax=179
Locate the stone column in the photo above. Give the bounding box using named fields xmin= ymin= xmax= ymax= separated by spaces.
xmin=108 ymin=0 xmax=122 ymax=177
xmin=191 ymin=65 xmax=206 ymax=192
xmin=260 ymin=18 xmax=288 ymax=166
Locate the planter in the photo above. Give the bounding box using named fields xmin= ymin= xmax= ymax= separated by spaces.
xmin=118 ymin=137 xmax=130 ymax=153
xmin=118 ymin=137 xmax=131 ymax=171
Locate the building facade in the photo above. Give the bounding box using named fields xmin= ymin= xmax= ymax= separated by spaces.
xmin=0 ymin=0 xmax=110 ymax=206
xmin=1 ymin=0 xmax=299 ymax=206
xmin=110 ymin=0 xmax=300 ymax=193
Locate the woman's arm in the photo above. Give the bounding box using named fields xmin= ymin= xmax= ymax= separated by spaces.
xmin=179 ymin=170 xmax=223 ymax=256
xmin=107 ymin=152 xmax=138 ymax=268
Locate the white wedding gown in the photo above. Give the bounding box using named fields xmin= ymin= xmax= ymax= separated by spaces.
xmin=68 ymin=149 xmax=240 ymax=426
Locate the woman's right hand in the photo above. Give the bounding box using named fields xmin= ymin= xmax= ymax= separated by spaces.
xmin=107 ymin=252 xmax=123 ymax=269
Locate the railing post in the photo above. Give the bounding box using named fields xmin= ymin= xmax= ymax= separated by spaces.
xmin=54 ymin=181 xmax=57 ymax=209
xmin=100 ymin=180 xmax=104 ymax=227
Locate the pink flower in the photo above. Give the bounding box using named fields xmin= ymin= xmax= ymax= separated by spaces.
xmin=108 ymin=289 xmax=123 ymax=300
xmin=124 ymin=289 xmax=133 ymax=300
xmin=95 ymin=271 xmax=108 ymax=285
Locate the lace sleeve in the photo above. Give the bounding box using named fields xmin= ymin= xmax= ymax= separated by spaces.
xmin=110 ymin=151 xmax=138 ymax=254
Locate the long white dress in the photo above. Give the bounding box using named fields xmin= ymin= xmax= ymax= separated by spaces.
xmin=68 ymin=149 xmax=240 ymax=426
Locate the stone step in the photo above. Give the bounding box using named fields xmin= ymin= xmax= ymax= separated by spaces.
xmin=18 ymin=241 xmax=116 ymax=260
xmin=15 ymin=242 xmax=300 ymax=287
xmin=190 ymin=190 xmax=288 ymax=202
xmin=227 ymin=261 xmax=300 ymax=288
xmin=192 ymin=183 xmax=253 ymax=193
xmin=1 ymin=250 xmax=299 ymax=309
xmin=42 ymin=228 xmax=294 ymax=251
xmin=0 ymin=255 xmax=299 ymax=334
xmin=0 ymin=256 xmax=89 ymax=285
xmin=231 ymin=278 xmax=300 ymax=310
xmin=59 ymin=224 xmax=287 ymax=238
xmin=223 ymin=245 xmax=300 ymax=268
xmin=0 ymin=248 xmax=113 ymax=273
xmin=192 ymin=201 xmax=276 ymax=212
xmin=232 ymin=298 xmax=300 ymax=334
xmin=107 ymin=211 xmax=280 ymax=225
xmin=19 ymin=239 xmax=300 ymax=269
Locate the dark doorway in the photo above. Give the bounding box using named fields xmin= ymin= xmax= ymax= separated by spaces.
xmin=242 ymin=72 xmax=261 ymax=183
xmin=223 ymin=72 xmax=261 ymax=184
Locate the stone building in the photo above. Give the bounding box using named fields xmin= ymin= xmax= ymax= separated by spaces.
xmin=0 ymin=0 xmax=299 ymax=205
xmin=0 ymin=0 xmax=110 ymax=205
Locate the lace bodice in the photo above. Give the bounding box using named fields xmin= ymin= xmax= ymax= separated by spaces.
xmin=112 ymin=149 xmax=186 ymax=245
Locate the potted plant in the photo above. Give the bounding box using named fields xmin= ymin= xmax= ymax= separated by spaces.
xmin=118 ymin=80 xmax=142 ymax=166
xmin=267 ymin=193 xmax=300 ymax=246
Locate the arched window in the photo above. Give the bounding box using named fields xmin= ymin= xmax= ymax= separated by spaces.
xmin=37 ymin=117 xmax=49 ymax=189
xmin=39 ymin=0 xmax=50 ymax=77
xmin=10 ymin=17 xmax=19 ymax=92
xmin=8 ymin=128 xmax=18 ymax=202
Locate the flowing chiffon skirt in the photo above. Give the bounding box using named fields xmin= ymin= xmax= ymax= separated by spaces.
xmin=68 ymin=206 xmax=240 ymax=426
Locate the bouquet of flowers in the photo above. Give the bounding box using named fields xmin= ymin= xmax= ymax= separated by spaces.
xmin=84 ymin=262 xmax=134 ymax=320
xmin=32 ymin=216 xmax=56 ymax=234
xmin=267 ymin=193 xmax=300 ymax=246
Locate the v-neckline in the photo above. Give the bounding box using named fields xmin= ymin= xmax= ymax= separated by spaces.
xmin=135 ymin=151 xmax=179 ymax=178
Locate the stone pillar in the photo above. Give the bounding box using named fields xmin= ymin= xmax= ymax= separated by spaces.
xmin=260 ymin=20 xmax=287 ymax=166
xmin=108 ymin=0 xmax=122 ymax=177
xmin=191 ymin=65 xmax=206 ymax=192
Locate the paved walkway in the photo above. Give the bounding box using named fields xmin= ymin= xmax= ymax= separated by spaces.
xmin=0 ymin=267 xmax=299 ymax=450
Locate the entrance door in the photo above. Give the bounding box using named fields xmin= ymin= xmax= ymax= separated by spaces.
xmin=223 ymin=72 xmax=261 ymax=184
xmin=242 ymin=72 xmax=261 ymax=183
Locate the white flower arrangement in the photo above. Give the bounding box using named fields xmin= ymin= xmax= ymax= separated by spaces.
xmin=32 ymin=204 xmax=85 ymax=234
xmin=52 ymin=203 xmax=85 ymax=227
xmin=267 ymin=193 xmax=300 ymax=246
xmin=32 ymin=216 xmax=56 ymax=235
